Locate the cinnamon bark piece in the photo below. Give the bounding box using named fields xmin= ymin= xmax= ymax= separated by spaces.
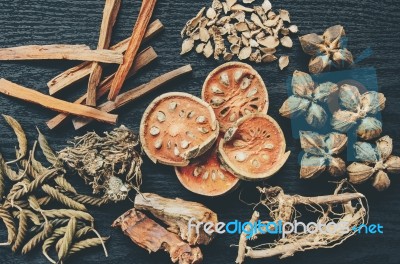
xmin=0 ymin=79 xmax=117 ymax=125
xmin=112 ymin=209 xmax=203 ymax=264
xmin=46 ymin=47 xmax=157 ymax=130
xmin=47 ymin=19 xmax=163 ymax=95
xmin=0 ymin=44 xmax=122 ymax=63
xmin=72 ymin=65 xmax=192 ymax=130
xmin=87 ymin=0 xmax=121 ymax=106
xmin=108 ymin=0 xmax=157 ymax=101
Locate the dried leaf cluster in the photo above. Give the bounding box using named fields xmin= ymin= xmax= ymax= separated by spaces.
xmin=299 ymin=25 xmax=353 ymax=74
xmin=347 ymin=136 xmax=400 ymax=191
xmin=181 ymin=0 xmax=298 ymax=70
xmin=58 ymin=125 xmax=143 ymax=202
xmin=299 ymin=131 xmax=347 ymax=179
xmin=0 ymin=115 xmax=108 ymax=263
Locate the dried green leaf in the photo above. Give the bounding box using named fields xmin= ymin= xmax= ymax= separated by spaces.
xmin=279 ymin=96 xmax=310 ymax=118
xmin=305 ymin=103 xmax=327 ymax=128
xmin=356 ymin=117 xmax=382 ymax=140
xmin=300 ymin=153 xmax=326 ymax=179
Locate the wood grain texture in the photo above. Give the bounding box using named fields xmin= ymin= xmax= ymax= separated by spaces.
xmin=0 ymin=0 xmax=399 ymax=264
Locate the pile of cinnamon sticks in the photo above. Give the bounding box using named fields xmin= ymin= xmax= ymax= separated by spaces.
xmin=0 ymin=0 xmax=192 ymax=130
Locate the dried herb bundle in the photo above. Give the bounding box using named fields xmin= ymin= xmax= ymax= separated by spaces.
xmin=236 ymin=181 xmax=367 ymax=263
xmin=279 ymin=71 xmax=338 ymax=128
xmin=299 ymin=25 xmax=353 ymax=74
xmin=0 ymin=116 xmax=108 ymax=263
xmin=331 ymin=84 xmax=386 ymax=140
xmin=181 ymin=0 xmax=298 ymax=69
xmin=347 ymin=136 xmax=399 ymax=191
xmin=58 ymin=125 xmax=142 ymax=202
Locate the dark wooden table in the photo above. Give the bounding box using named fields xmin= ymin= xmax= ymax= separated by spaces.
xmin=0 ymin=1 xmax=399 ymax=263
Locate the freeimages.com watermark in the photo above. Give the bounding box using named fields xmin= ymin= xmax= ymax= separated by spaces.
xmin=188 ymin=218 xmax=383 ymax=239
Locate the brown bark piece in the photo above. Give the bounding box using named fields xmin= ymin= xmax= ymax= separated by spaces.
xmin=47 ymin=19 xmax=164 ymax=95
xmin=134 ymin=193 xmax=218 ymax=246
xmin=108 ymin=0 xmax=157 ymax=101
xmin=112 ymin=209 xmax=203 ymax=264
xmin=0 ymin=79 xmax=117 ymax=124
xmin=87 ymin=0 xmax=121 ymax=106
xmin=46 ymin=47 xmax=157 ymax=130
xmin=71 ymin=65 xmax=192 ymax=130
xmin=0 ymin=44 xmax=122 ymax=63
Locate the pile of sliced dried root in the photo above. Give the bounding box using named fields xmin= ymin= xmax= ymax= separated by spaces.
xmin=235 ymin=181 xmax=368 ymax=263
xmin=0 ymin=115 xmax=108 ymax=263
xmin=181 ymin=0 xmax=297 ymax=70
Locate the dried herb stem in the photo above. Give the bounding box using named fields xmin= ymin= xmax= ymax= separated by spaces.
xmin=21 ymin=223 xmax=53 ymax=255
xmin=42 ymin=184 xmax=87 ymax=212
xmin=3 ymin=115 xmax=28 ymax=164
xmin=0 ymin=206 xmax=17 ymax=245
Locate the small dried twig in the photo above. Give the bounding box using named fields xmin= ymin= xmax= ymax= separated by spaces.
xmin=87 ymin=0 xmax=121 ymax=106
xmin=0 ymin=44 xmax=122 ymax=63
xmin=72 ymin=64 xmax=192 ymax=130
xmin=0 ymin=79 xmax=118 ymax=125
xmin=47 ymin=19 xmax=163 ymax=95
xmin=108 ymin=0 xmax=157 ymax=100
xmin=46 ymin=47 xmax=157 ymax=130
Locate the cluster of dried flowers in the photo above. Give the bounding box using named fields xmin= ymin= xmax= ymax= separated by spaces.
xmin=181 ymin=0 xmax=297 ymax=70
xmin=0 ymin=116 xmax=108 ymax=263
xmin=299 ymin=25 xmax=354 ymax=74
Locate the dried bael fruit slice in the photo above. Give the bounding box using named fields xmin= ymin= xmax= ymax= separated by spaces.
xmin=175 ymin=136 xmax=240 ymax=196
xmin=140 ymin=92 xmax=219 ymax=166
xmin=218 ymin=113 xmax=290 ymax=181
xmin=202 ymin=62 xmax=268 ymax=132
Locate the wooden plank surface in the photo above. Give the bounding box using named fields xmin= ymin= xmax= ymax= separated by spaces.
xmin=0 ymin=0 xmax=399 ymax=264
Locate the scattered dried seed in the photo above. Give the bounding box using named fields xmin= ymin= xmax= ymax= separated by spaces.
xmin=235 ymin=22 xmax=249 ymax=32
xmin=289 ymin=24 xmax=298 ymax=33
xmin=238 ymin=46 xmax=252 ymax=60
xmin=157 ymin=111 xmax=166 ymax=122
xmin=281 ymin=36 xmax=293 ymax=48
xmin=227 ymin=34 xmax=240 ymax=44
xmin=211 ymin=170 xmax=217 ymax=181
xmin=181 ymin=38 xmax=194 ymax=55
xmin=198 ymin=127 xmax=209 ymax=134
xmin=247 ymin=88 xmax=258 ymax=98
xmin=251 ymin=13 xmax=265 ymax=29
xmin=264 ymin=143 xmax=274 ymax=149
xmin=193 ymin=166 xmax=204 ymax=177
xmin=150 ymin=126 xmax=160 ymax=136
xmin=167 ymin=140 xmax=172 ymax=149
xmin=181 ymin=140 xmax=190 ymax=149
xmin=234 ymin=70 xmax=244 ymax=83
xmin=154 ymin=139 xmax=162 ymax=149
xmin=242 ymin=31 xmax=251 ymax=39
xmin=279 ymin=55 xmax=289 ymax=70
xmin=235 ymin=152 xmax=247 ymax=162
xmin=210 ymin=97 xmax=226 ymax=107
xmin=252 ymin=159 xmax=260 ymax=168
xmin=202 ymin=171 xmax=209 ymax=180
xmin=240 ymin=77 xmax=252 ymax=90
xmin=220 ymin=73 xmax=230 ymax=86
xmin=174 ymin=146 xmax=180 ymax=156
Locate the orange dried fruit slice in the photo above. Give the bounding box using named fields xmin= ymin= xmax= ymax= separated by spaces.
xmin=202 ymin=62 xmax=269 ymax=132
xmin=218 ymin=113 xmax=290 ymax=181
xmin=175 ymin=136 xmax=240 ymax=196
xmin=140 ymin=92 xmax=219 ymax=166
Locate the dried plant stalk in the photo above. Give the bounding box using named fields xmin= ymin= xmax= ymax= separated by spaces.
xmin=21 ymin=223 xmax=53 ymax=254
xmin=41 ymin=184 xmax=87 ymax=211
xmin=112 ymin=209 xmax=203 ymax=264
xmin=134 ymin=192 xmax=218 ymax=246
xmin=0 ymin=206 xmax=17 ymax=245
xmin=0 ymin=79 xmax=118 ymax=125
xmin=42 ymin=209 xmax=94 ymax=224
xmin=0 ymin=44 xmax=123 ymax=63
xmin=57 ymin=217 xmax=77 ymax=261
xmin=47 ymin=19 xmax=163 ymax=95
xmin=12 ymin=210 xmax=28 ymax=252
xmin=235 ymin=211 xmax=259 ymax=264
xmin=68 ymin=237 xmax=109 ymax=257
xmin=87 ymin=0 xmax=121 ymax=106
xmin=3 ymin=115 xmax=28 ymax=163
xmin=46 ymin=47 xmax=157 ymax=130
xmin=109 ymin=0 xmax=157 ymax=100
xmin=37 ymin=128 xmax=59 ymax=167
xmin=72 ymin=65 xmax=193 ymax=129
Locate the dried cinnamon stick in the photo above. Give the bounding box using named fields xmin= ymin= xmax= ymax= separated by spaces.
xmin=48 ymin=19 xmax=163 ymax=95
xmin=0 ymin=44 xmax=123 ymax=63
xmin=108 ymin=0 xmax=157 ymax=101
xmin=87 ymin=0 xmax=121 ymax=106
xmin=46 ymin=47 xmax=157 ymax=130
xmin=72 ymin=64 xmax=192 ymax=130
xmin=0 ymin=79 xmax=117 ymax=125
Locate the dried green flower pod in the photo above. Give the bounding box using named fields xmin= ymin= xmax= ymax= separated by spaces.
xmin=356 ymin=117 xmax=382 ymax=140
xmin=323 ymin=25 xmax=345 ymax=47
xmin=372 ymin=170 xmax=391 ymax=191
xmin=327 ymin=157 xmax=346 ymax=177
xmin=385 ymin=156 xmax=400 ymax=173
xmin=325 ymin=132 xmax=348 ymax=155
xmin=360 ymin=92 xmax=386 ymax=114
xmin=354 ymin=142 xmax=379 ymax=163
xmin=291 ymin=70 xmax=314 ymax=98
xmin=300 ymin=153 xmax=326 ymax=179
xmin=279 ymin=96 xmax=310 ymax=118
xmin=332 ymin=49 xmax=353 ymax=68
xmin=309 ymin=54 xmax=330 ymax=74
xmin=375 ymin=136 xmax=392 ymax=160
xmin=298 ymin=33 xmax=324 ymax=55
xmin=313 ymin=82 xmax=339 ymax=102
xmin=331 ymin=110 xmax=359 ymax=132
xmin=347 ymin=162 xmax=374 ymax=184
xmin=305 ymin=103 xmax=327 ymax=128
xmin=339 ymin=84 xmax=360 ymax=112
xmin=299 ymin=131 xmax=325 ymax=155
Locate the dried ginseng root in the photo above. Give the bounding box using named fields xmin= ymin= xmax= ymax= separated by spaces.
xmin=175 ymin=136 xmax=239 ymax=196
xmin=134 ymin=193 xmax=218 ymax=246
xmin=347 ymin=135 xmax=400 ymax=191
xmin=58 ymin=125 xmax=143 ymax=202
xmin=218 ymin=113 xmax=290 ymax=180
xmin=112 ymin=209 xmax=203 ymax=264
xmin=299 ymin=131 xmax=348 ymax=179
xmin=331 ymin=84 xmax=386 ymax=140
xmin=299 ymin=25 xmax=353 ymax=74
xmin=201 ymin=62 xmax=268 ymax=132
xmin=140 ymin=92 xmax=219 ymax=166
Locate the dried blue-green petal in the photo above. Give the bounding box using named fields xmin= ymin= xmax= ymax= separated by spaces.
xmin=357 ymin=117 xmax=382 ymax=140
xmin=323 ymin=25 xmax=345 ymax=47
xmin=291 ymin=70 xmax=314 ymax=98
xmin=354 ymin=142 xmax=379 ymax=163
xmin=332 ymin=49 xmax=353 ymax=68
xmin=325 ymin=132 xmax=347 ymax=155
xmin=279 ymin=95 xmax=311 ymax=118
xmin=299 ymin=131 xmax=326 ymax=155
xmin=360 ymin=92 xmax=386 ymax=114
xmin=305 ymin=103 xmax=327 ymax=128
xmin=314 ymin=82 xmax=339 ymax=103
xmin=376 ymin=136 xmax=393 ymax=160
xmin=372 ymin=170 xmax=391 ymax=191
xmin=347 ymin=162 xmax=375 ymax=184
xmin=299 ymin=33 xmax=324 ymax=56
xmin=339 ymin=84 xmax=361 ymax=112
xmin=331 ymin=110 xmax=358 ymax=132
xmin=327 ymin=157 xmax=346 ymax=177
xmin=309 ymin=54 xmax=331 ymax=74
xmin=300 ymin=153 xmax=326 ymax=179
